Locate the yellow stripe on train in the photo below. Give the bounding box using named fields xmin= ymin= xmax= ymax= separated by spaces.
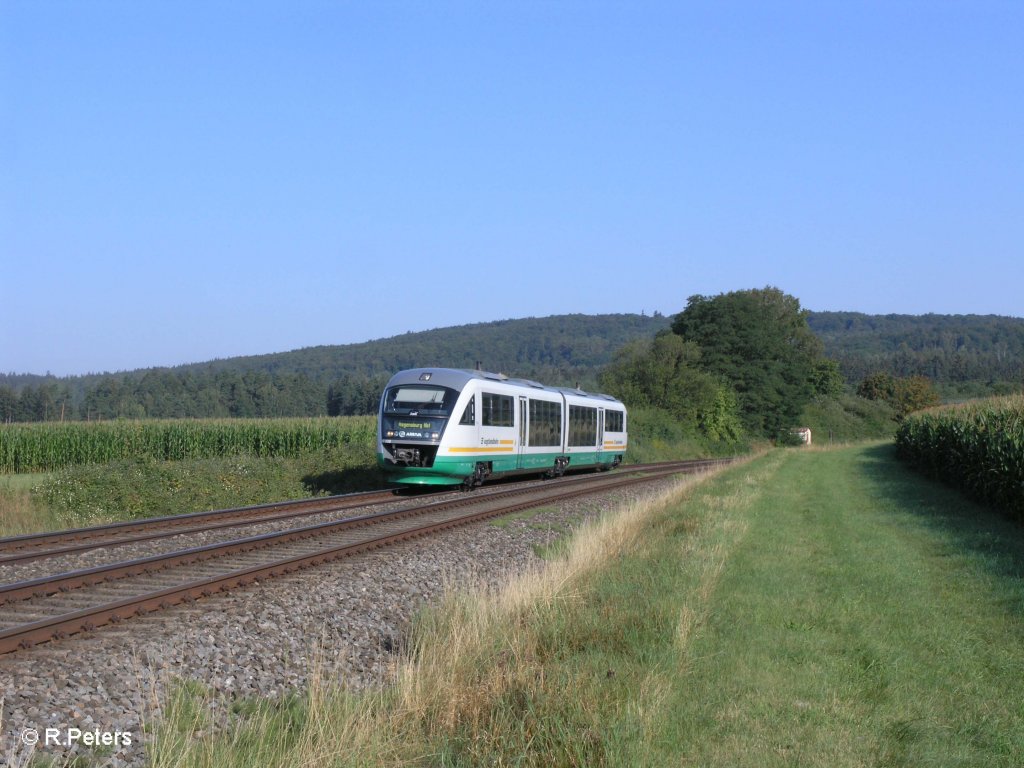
xmin=447 ymin=446 xmax=516 ymax=453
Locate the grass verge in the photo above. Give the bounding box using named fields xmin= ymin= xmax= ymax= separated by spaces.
xmin=30 ymin=445 xmax=383 ymax=529
xmin=0 ymin=481 xmax=60 ymax=537
xmin=655 ymin=443 xmax=1024 ymax=767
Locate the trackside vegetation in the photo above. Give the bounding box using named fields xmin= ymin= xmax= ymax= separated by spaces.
xmin=33 ymin=445 xmax=382 ymax=529
xmin=896 ymin=394 xmax=1024 ymax=521
xmin=0 ymin=410 xmax=741 ymax=478
xmin=0 ymin=412 xmax=735 ymax=533
xmin=148 ymin=446 xmax=1024 ymax=767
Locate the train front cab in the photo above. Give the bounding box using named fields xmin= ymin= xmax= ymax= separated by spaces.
xmin=377 ymin=371 xmax=471 ymax=486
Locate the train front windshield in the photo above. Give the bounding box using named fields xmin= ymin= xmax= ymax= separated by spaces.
xmin=382 ymin=385 xmax=459 ymax=417
xmin=380 ymin=384 xmax=460 ymax=444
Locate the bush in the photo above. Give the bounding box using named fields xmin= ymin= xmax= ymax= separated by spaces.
xmin=625 ymin=407 xmax=746 ymax=463
xmin=34 ymin=444 xmax=383 ymax=527
xmin=797 ymin=395 xmax=897 ymax=444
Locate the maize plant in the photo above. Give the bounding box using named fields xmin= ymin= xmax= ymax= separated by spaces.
xmin=0 ymin=416 xmax=377 ymax=474
xmin=895 ymin=395 xmax=1024 ymax=521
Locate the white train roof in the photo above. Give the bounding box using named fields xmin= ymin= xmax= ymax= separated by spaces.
xmin=384 ymin=368 xmax=623 ymax=405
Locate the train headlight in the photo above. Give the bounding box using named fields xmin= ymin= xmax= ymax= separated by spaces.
xmin=431 ymin=432 xmax=440 ymax=440
xmin=385 ymin=431 xmax=395 ymax=438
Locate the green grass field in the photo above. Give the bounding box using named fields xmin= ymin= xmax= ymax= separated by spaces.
xmin=654 ymin=444 xmax=1024 ymax=766
xmin=150 ymin=443 xmax=1024 ymax=767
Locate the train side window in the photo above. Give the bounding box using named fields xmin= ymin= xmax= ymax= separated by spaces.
xmin=568 ymin=405 xmax=598 ymax=446
xmin=482 ymin=393 xmax=514 ymax=427
xmin=459 ymin=396 xmax=476 ymax=425
xmin=529 ymin=398 xmax=562 ymax=446
xmin=606 ymin=410 xmax=624 ymax=432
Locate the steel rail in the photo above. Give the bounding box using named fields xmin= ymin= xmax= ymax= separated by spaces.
xmin=0 ymin=459 xmax=733 ymax=654
xmin=0 ymin=491 xmax=402 ymax=566
xmin=0 ymin=489 xmax=398 ymax=555
xmin=0 ymin=464 xmax=706 ymax=605
xmin=0 ymin=460 xmax=729 ymax=566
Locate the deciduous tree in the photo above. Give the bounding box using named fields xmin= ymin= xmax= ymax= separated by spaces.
xmin=671 ymin=287 xmax=823 ymax=437
xmin=599 ymin=332 xmax=741 ymax=442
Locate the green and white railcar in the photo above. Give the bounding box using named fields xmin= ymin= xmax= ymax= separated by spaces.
xmin=377 ymin=368 xmax=627 ymax=486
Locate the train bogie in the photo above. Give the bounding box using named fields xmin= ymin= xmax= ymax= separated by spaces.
xmin=377 ymin=368 xmax=627 ymax=486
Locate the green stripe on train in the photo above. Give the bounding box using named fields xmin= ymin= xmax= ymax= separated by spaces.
xmin=377 ymin=450 xmax=620 ymax=485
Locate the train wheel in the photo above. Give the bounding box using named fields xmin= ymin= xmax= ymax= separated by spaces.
xmin=463 ymin=462 xmax=491 ymax=489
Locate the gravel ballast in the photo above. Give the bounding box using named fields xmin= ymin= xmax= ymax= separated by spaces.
xmin=0 ymin=477 xmax=687 ymax=767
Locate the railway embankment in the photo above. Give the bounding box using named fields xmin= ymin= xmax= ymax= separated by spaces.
xmin=0 ymin=471 xmax=695 ymax=768
xmin=146 ymin=444 xmax=1024 ymax=767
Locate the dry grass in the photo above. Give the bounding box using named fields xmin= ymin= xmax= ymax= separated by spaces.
xmin=384 ymin=471 xmax=728 ymax=765
xmin=147 ymin=465 xmax=736 ymax=767
xmin=0 ymin=483 xmax=58 ymax=538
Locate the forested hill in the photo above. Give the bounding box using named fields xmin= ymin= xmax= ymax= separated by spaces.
xmin=3 ymin=310 xmax=1022 ymax=421
xmin=173 ymin=313 xmax=672 ymax=384
xmin=0 ymin=314 xmax=672 ymax=420
xmin=808 ymin=312 xmax=1024 ymax=388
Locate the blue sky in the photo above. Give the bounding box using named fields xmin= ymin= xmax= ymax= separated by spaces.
xmin=2 ymin=1 xmax=1021 ymax=376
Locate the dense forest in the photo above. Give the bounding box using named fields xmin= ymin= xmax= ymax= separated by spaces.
xmin=0 ymin=314 xmax=671 ymax=421
xmin=2 ymin=310 xmax=1021 ymax=423
xmin=809 ymin=312 xmax=1024 ymax=393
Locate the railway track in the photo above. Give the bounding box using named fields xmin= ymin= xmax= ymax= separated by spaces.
xmin=0 ymin=489 xmax=399 ymax=565
xmin=0 ymin=459 xmax=730 ymax=655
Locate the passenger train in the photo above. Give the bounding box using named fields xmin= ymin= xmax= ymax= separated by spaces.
xmin=377 ymin=368 xmax=627 ymax=486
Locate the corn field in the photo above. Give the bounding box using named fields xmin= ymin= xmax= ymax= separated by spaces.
xmin=895 ymin=395 xmax=1024 ymax=521
xmin=0 ymin=416 xmax=377 ymax=474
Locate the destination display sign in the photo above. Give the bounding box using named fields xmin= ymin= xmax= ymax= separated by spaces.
xmin=382 ymin=416 xmax=446 ymax=441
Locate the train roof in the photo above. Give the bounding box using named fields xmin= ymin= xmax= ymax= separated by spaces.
xmin=384 ymin=368 xmax=623 ymax=405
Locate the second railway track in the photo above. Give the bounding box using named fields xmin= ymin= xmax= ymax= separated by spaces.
xmin=0 ymin=488 xmax=399 ymax=565
xmin=0 ymin=459 xmax=731 ymax=655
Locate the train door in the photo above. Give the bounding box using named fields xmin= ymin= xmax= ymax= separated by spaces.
xmin=518 ymin=396 xmax=528 ymax=468
xmin=597 ymin=408 xmax=605 ymax=454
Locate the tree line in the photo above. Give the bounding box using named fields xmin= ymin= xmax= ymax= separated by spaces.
xmin=1 ymin=314 xmax=669 ymax=423
xmin=3 ymin=306 xmax=1020 ymax=425
xmin=0 ymin=370 xmax=390 ymax=423
xmin=809 ymin=312 xmax=1024 ymax=388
